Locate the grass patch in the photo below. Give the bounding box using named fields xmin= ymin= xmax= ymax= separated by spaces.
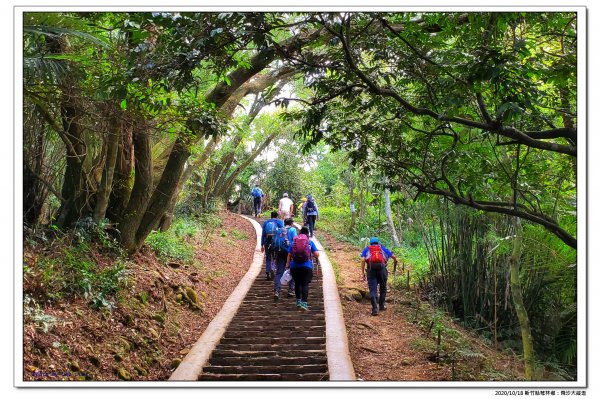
xmin=146 ymin=230 xmax=195 ymax=263
xmin=230 ymin=228 xmax=249 ymax=241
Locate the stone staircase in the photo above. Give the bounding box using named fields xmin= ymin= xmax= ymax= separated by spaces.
xmin=198 ymin=270 xmax=328 ymax=381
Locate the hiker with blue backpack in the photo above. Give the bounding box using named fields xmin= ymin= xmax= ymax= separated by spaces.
xmin=250 ymin=184 xmax=264 ymax=217
xmin=302 ymin=194 xmax=319 ymax=237
xmin=261 ymin=211 xmax=284 ymax=280
xmin=286 ymin=226 xmax=320 ymax=311
xmin=271 ymin=218 xmax=298 ymax=299
xmin=360 ymin=237 xmax=398 ymax=316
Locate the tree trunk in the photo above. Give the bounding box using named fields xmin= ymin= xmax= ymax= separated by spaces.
xmin=93 ymin=115 xmax=121 ymax=222
xmin=106 ymin=122 xmax=134 ymax=221
xmin=119 ymin=128 xmax=153 ymax=251
xmin=211 ymin=136 xmax=244 ymax=198
xmin=395 ymin=200 xmax=404 ymax=244
xmin=220 ymin=131 xmax=279 ymax=196
xmin=132 ymin=139 xmax=190 ymax=250
xmin=56 ymin=102 xmax=88 ymax=228
xmin=384 ymin=187 xmax=401 ymax=247
xmin=508 ymin=217 xmax=535 ymax=380
xmin=23 ymin=116 xmax=50 ymax=226
xmin=346 ymin=160 xmax=356 ymax=233
xmin=157 ymin=136 xmax=220 ymax=231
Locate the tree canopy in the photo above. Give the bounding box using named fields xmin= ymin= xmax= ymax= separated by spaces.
xmin=22 ymin=11 xmax=577 ymax=251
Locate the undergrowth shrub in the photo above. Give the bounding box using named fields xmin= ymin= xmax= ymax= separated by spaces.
xmin=29 ymin=244 xmax=128 ymax=310
xmin=24 ymin=295 xmax=58 ymax=333
xmin=146 ymin=230 xmax=194 ymax=262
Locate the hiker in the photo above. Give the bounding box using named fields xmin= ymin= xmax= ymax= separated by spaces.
xmin=360 ymin=237 xmax=398 ymax=316
xmin=261 ymin=211 xmax=284 ymax=280
xmin=286 ymin=226 xmax=319 ymax=311
xmin=278 ymin=193 xmax=294 ymax=220
xmin=250 ymin=184 xmax=264 ymax=217
xmin=298 ymin=197 xmax=307 ymax=224
xmin=302 ymin=194 xmax=319 ymax=237
xmin=272 ymin=218 xmax=298 ymax=299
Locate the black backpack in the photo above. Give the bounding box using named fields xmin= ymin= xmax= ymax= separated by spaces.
xmin=305 ymin=198 xmax=316 ymax=213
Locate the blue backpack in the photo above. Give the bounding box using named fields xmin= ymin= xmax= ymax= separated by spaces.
xmin=272 ymin=226 xmax=290 ymax=253
xmin=251 ymin=187 xmax=262 ymax=198
xmin=264 ymin=220 xmax=277 ymax=236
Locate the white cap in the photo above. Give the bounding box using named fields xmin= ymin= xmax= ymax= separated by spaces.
xmin=283 ymin=193 xmax=288 ymax=197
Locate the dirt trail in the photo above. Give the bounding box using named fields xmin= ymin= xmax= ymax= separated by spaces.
xmin=318 ymin=230 xmax=523 ymax=382
xmin=320 ymin=231 xmax=450 ymax=381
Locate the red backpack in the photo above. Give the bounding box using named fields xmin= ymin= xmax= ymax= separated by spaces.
xmin=367 ymin=244 xmax=386 ymax=269
xmin=291 ymin=234 xmax=312 ymax=263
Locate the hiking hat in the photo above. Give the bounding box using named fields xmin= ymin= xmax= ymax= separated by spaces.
xmin=307 ymin=194 xmax=313 ymax=200
xmin=370 ymin=237 xmax=379 ymax=244
xmin=283 ymin=193 xmax=288 ymax=197
xmin=302 ymin=197 xmax=307 ymax=201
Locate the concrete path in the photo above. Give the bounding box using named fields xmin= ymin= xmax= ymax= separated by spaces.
xmin=169 ymin=215 xmax=355 ymax=382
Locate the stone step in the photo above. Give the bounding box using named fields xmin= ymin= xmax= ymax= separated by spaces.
xmin=230 ymin=314 xmax=325 ymax=321
xmin=215 ymin=343 xmax=326 ymax=352
xmin=227 ymin=319 xmax=324 ymax=328
xmin=219 ymin=336 xmax=326 ymax=345
xmin=222 ymin=325 xmax=325 ymax=334
xmin=207 ymin=355 xmax=327 ymax=367
xmin=199 ymin=372 xmax=328 ymax=381
xmin=212 ymin=348 xmax=326 ymax=357
xmin=202 ymin=364 xmax=327 ymax=375
xmin=236 ymin=306 xmax=325 ymax=312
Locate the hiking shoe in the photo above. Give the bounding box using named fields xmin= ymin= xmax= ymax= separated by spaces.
xmin=287 ymin=290 xmax=294 ymax=297
xmin=274 ymin=291 xmax=280 ymax=300
xmin=300 ymin=302 xmax=309 ymax=311
xmin=371 ymin=309 xmax=379 ymax=316
xmin=379 ymin=304 xmax=387 ymax=311
xmin=296 ymin=299 xmax=302 ymax=308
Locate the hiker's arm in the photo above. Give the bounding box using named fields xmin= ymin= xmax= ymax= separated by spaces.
xmin=285 ymin=253 xmax=291 ymax=269
xmin=361 ymin=258 xmax=366 ymax=281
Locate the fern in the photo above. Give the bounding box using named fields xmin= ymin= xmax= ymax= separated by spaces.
xmin=554 ymin=303 xmax=577 ymax=365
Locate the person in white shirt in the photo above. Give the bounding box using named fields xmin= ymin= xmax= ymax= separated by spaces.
xmin=278 ymin=193 xmax=294 ymax=220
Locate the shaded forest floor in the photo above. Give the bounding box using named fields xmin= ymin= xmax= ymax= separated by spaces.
xmin=23 ymin=211 xmax=255 ymax=381
xmin=318 ymin=230 xmax=526 ymax=382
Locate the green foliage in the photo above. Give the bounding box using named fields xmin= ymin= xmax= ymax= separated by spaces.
xmin=32 ymin=244 xmax=128 ymax=310
xmin=229 ymin=228 xmax=249 ymax=241
xmin=290 ymin=12 xmax=577 ymax=249
xmin=74 ymin=217 xmax=122 ymax=253
xmin=264 ymin=144 xmax=307 ymax=207
xmin=24 ymin=295 xmax=58 ymax=333
xmin=146 ymin=230 xmax=195 ymax=263
xmin=171 ymin=217 xmax=202 ymax=238
xmin=147 ymin=214 xmax=222 ymax=262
